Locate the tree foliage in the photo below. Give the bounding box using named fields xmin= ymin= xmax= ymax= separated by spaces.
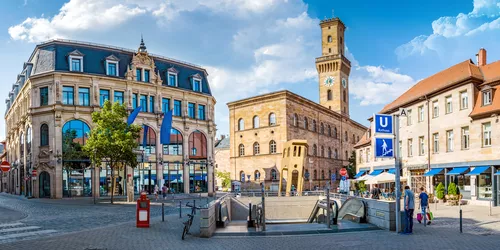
xmin=216 ymin=171 xmax=231 ymax=190
xmin=83 ymin=101 xmax=141 ymax=203
xmin=448 ymin=182 xmax=458 ymax=195
xmin=62 ymin=129 xmax=89 ymax=169
xmin=346 ymin=150 xmax=356 ymax=179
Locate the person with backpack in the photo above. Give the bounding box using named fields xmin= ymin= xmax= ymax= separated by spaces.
xmin=418 ymin=187 xmax=431 ymax=225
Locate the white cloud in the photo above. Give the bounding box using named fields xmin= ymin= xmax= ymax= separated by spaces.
xmin=396 ymin=0 xmax=500 ymax=60
xmin=9 ymin=0 xmax=146 ymax=42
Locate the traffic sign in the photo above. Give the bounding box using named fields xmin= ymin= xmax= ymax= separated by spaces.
xmin=341 ymin=175 xmax=346 ymax=181
xmin=331 ymin=173 xmax=336 ymax=182
xmin=374 ymin=114 xmax=393 ymax=134
xmin=0 ymin=161 xmax=10 ymax=172
xmin=375 ymin=137 xmax=394 ymax=158
xmin=32 ymin=169 xmax=37 ymax=176
xmin=339 ymin=168 xmax=347 ymax=176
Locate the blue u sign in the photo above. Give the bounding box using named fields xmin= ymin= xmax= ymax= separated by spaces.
xmin=375 ymin=138 xmax=394 ymax=158
xmin=374 ymin=114 xmax=393 ymax=134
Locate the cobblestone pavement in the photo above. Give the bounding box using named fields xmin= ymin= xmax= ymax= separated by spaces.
xmin=2 ymin=213 xmax=500 ymax=250
xmin=0 ymin=193 xmax=213 ymax=244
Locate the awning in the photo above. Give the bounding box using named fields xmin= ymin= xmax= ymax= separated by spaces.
xmin=357 ymin=174 xmax=374 ymax=181
xmin=446 ymin=167 xmax=469 ymax=175
xmin=424 ymin=168 xmax=444 ymax=177
xmin=466 ymin=166 xmax=490 ymax=176
xmin=387 ymin=168 xmax=395 ymax=174
xmin=354 ymin=170 xmax=367 ymax=178
xmin=366 ymin=172 xmax=396 ymax=185
xmin=494 ymin=171 xmax=500 ymax=176
xmin=369 ymin=169 xmax=383 ymax=176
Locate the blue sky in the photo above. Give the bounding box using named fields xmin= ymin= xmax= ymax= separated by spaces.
xmin=1 ymin=0 xmax=500 ymax=139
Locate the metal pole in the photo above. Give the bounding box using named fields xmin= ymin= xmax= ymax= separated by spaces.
xmin=394 ymin=114 xmax=402 ymax=233
xmin=490 ymin=200 xmax=492 ymax=216
xmin=194 ymin=200 xmax=196 ymax=214
xmin=162 ymin=202 xmax=165 ymax=222
xmin=460 ymin=207 xmax=463 ymax=233
xmin=179 ymin=200 xmax=182 ymax=218
xmin=326 ymin=184 xmax=331 ymax=228
xmin=261 ymin=183 xmax=266 ymax=231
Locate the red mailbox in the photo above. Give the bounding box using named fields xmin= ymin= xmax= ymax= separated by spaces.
xmin=136 ymin=192 xmax=150 ymax=228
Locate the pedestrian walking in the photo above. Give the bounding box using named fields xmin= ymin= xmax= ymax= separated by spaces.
xmin=162 ymin=184 xmax=167 ymax=200
xmin=402 ymin=185 xmax=415 ymax=235
xmin=154 ymin=184 xmax=159 ymax=201
xmin=418 ymin=187 xmax=431 ymax=225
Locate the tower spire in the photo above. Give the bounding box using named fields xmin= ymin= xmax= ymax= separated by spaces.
xmin=139 ymin=34 xmax=147 ymax=53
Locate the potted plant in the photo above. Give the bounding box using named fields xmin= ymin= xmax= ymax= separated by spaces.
xmin=447 ymin=183 xmax=459 ymax=206
xmin=435 ymin=182 xmax=445 ymax=203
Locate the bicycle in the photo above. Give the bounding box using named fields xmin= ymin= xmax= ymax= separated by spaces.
xmin=182 ymin=202 xmax=201 ymax=240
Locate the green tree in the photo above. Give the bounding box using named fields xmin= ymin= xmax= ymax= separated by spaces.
xmin=448 ymin=182 xmax=458 ymax=195
xmin=83 ymin=101 xmax=141 ymax=204
xmin=345 ymin=150 xmax=357 ymax=179
xmin=62 ymin=130 xmax=89 ymax=197
xmin=436 ymin=182 xmax=445 ymax=199
xmin=216 ymin=171 xmax=231 ymax=191
xmin=358 ymin=181 xmax=367 ymax=193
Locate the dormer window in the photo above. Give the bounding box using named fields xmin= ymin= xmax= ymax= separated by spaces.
xmin=105 ymin=55 xmax=120 ymax=77
xmin=68 ymin=50 xmax=84 ymax=72
xmin=167 ymin=67 xmax=179 ymax=87
xmin=483 ymin=90 xmax=492 ymax=106
xmin=191 ymin=73 xmax=203 ymax=92
xmin=144 ymin=69 xmax=150 ymax=83
xmin=136 ymin=68 xmax=142 ymax=81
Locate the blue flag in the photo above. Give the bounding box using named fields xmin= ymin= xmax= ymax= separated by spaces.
xmin=143 ymin=125 xmax=148 ymax=147
xmin=127 ymin=106 xmax=142 ymax=125
xmin=160 ymin=110 xmax=173 ymax=145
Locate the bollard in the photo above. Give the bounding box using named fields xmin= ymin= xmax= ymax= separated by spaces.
xmin=179 ymin=201 xmax=182 ymax=218
xmin=194 ymin=200 xmax=196 ymax=215
xmin=162 ymin=202 xmax=165 ymax=222
xmin=460 ymin=208 xmax=463 ymax=233
xmin=490 ymin=200 xmax=492 ymax=216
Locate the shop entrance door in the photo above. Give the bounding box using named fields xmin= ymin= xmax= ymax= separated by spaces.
xmin=39 ymin=171 xmax=51 ymax=198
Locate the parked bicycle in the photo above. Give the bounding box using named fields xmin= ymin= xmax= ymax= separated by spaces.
xmin=182 ymin=202 xmax=201 ymax=240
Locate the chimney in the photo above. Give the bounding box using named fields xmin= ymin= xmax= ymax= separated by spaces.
xmin=477 ymin=48 xmax=487 ymax=66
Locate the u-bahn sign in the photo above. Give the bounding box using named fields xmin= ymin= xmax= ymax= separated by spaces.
xmin=0 ymin=161 xmax=10 ymax=172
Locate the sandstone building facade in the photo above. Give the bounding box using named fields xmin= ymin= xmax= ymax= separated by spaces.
xmin=227 ymin=17 xmax=366 ymax=191
xmin=5 ymin=39 xmax=216 ymax=198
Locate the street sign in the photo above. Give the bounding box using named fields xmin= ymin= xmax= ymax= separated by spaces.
xmin=374 ymin=114 xmax=393 ymax=134
xmin=339 ymin=168 xmax=347 ymax=176
xmin=331 ymin=173 xmax=336 ymax=182
xmin=399 ymin=108 xmax=408 ymax=117
xmin=341 ymin=175 xmax=346 ymax=181
xmin=32 ymin=169 xmax=37 ymax=176
xmin=0 ymin=161 xmax=10 ymax=172
xmin=375 ymin=138 xmax=394 ymax=158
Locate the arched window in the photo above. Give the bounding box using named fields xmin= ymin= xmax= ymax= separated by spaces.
xmin=20 ymin=132 xmax=24 ymax=158
xmin=254 ymin=170 xmax=260 ymax=181
xmin=312 ymin=120 xmax=317 ymax=132
xmin=271 ymin=169 xmax=277 ymax=180
xmin=269 ymin=140 xmax=276 ymax=154
xmin=321 ymin=170 xmax=325 ymax=180
xmin=353 ymin=134 xmax=356 ymax=143
xmin=253 ymin=116 xmax=260 ymax=128
xmin=305 ymin=169 xmax=309 ymax=180
xmin=320 ymin=123 xmax=324 ymax=134
xmin=189 ymin=130 xmax=207 ymax=159
xmin=26 ymin=127 xmax=31 ymax=155
xmin=239 ymin=144 xmax=245 ymax=156
xmin=328 ymin=147 xmax=332 ymax=158
xmin=357 ymin=136 xmax=360 ymax=142
xmin=253 ymin=142 xmax=260 ymax=155
xmin=327 ymin=35 xmax=332 ymax=43
xmin=138 ymin=125 xmax=157 ymax=155
xmin=238 ymin=118 xmax=244 ymax=131
xmin=40 ymin=124 xmax=49 ymax=146
xmin=321 ymin=146 xmax=324 ymax=157
xmin=240 ymin=171 xmax=245 ymax=181
xmin=293 ymin=114 xmax=298 ymax=126
xmin=344 ymin=131 xmax=348 ymax=141
xmin=313 ymin=170 xmax=317 ymax=180
xmin=327 ymin=90 xmax=332 ymax=100
xmin=269 ymin=113 xmax=276 ymax=126
xmin=335 ymin=149 xmax=338 ymax=159
xmin=334 ymin=127 xmax=338 ymax=139
xmin=345 ymin=150 xmax=349 ymax=160
xmin=304 ymin=117 xmax=308 ymax=130
xmin=329 ymin=170 xmax=332 ymax=181
xmin=164 ymin=128 xmax=183 ymax=155
xmin=328 ymin=125 xmax=332 ymax=137
xmin=62 ymin=120 xmax=91 ymax=161
xmin=312 ymin=144 xmax=317 ymax=156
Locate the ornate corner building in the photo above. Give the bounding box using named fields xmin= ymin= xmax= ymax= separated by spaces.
xmin=226 ymin=17 xmax=366 ymax=191
xmin=5 ymin=39 xmax=216 ymax=199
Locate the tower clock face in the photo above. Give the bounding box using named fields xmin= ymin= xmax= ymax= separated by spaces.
xmin=324 ymin=76 xmax=335 ymax=87
xmin=342 ymin=78 xmax=347 ymax=88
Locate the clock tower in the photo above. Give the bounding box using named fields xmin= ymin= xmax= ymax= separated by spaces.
xmin=316 ymin=17 xmax=351 ymax=116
